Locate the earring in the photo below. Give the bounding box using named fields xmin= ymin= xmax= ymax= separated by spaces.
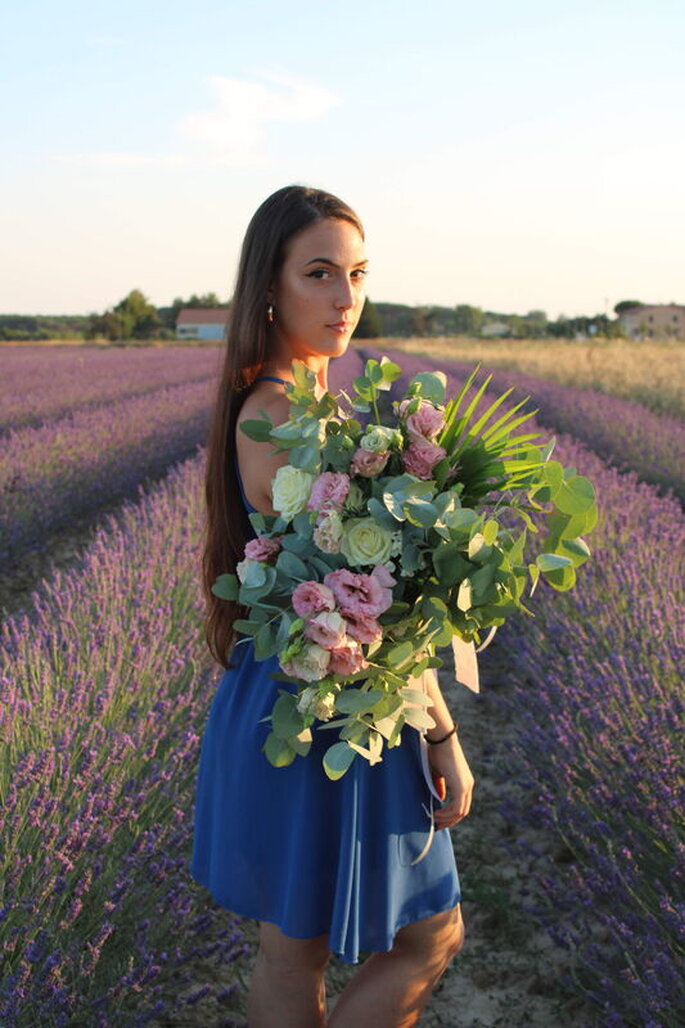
xmin=266 ymin=303 xmax=274 ymax=323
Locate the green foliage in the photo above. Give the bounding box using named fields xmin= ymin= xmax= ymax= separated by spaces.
xmin=87 ymin=289 xmax=162 ymax=341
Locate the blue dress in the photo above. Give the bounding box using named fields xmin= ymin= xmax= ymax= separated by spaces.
xmin=190 ymin=381 xmax=461 ymax=964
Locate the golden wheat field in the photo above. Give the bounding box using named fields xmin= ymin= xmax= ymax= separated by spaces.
xmin=352 ymin=336 xmax=685 ymax=419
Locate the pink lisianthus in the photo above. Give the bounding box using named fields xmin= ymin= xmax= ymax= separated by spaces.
xmin=350 ymin=447 xmax=389 ymax=478
xmin=370 ymin=564 xmax=396 ymax=612
xmin=303 ymin=611 xmax=347 ymax=650
xmin=398 ymin=398 xmax=445 ymax=439
xmin=324 ymin=568 xmax=395 ymax=619
xmin=243 ymin=535 xmax=282 ymax=562
xmin=292 ymin=581 xmax=336 ymax=618
xmin=328 ymin=639 xmax=368 ymax=675
xmin=404 ymin=401 xmax=445 ymax=440
xmin=402 ymin=439 xmax=446 ymax=480
xmin=307 ymin=472 xmax=350 ymax=515
xmin=344 ymin=612 xmax=383 ymax=645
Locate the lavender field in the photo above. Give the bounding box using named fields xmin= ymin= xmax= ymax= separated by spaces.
xmin=2 ymin=344 xmax=683 ymax=1027
xmin=0 ymin=346 xmax=221 ymax=433
xmin=0 ymin=380 xmax=214 ymax=564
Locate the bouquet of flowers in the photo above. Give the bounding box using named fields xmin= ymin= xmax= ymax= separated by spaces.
xmin=213 ymin=356 xmax=598 ymax=779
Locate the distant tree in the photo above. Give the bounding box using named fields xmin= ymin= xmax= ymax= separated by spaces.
xmin=523 ymin=309 xmax=548 ymax=338
xmin=614 ymin=300 xmax=643 ymax=315
xmin=353 ymin=297 xmax=382 ymax=338
xmin=113 ymin=290 xmax=162 ymax=339
xmin=87 ymin=289 xmax=162 ymax=341
xmin=453 ymin=305 xmax=484 ymax=335
xmin=411 ymin=306 xmax=434 ymax=337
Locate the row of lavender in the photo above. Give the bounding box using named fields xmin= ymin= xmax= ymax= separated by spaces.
xmin=0 ymin=345 xmax=221 ymax=433
xmin=388 ymin=351 xmax=683 ymax=1027
xmin=364 ymin=348 xmax=685 ymax=504
xmin=0 ymin=454 xmax=250 ymax=1027
xmin=0 ymin=379 xmax=214 ymax=565
xmin=0 ymin=350 xmax=361 ymax=1026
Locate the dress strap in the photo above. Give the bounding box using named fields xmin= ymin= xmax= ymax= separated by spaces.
xmin=255 ymin=375 xmax=288 ymax=385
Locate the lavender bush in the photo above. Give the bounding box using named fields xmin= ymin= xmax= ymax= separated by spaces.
xmin=0 ymin=454 xmax=249 ymax=1026
xmin=495 ymin=437 xmax=684 ymax=1028
xmin=0 ymin=380 xmax=213 ymax=563
xmin=0 ymin=347 xmax=362 ymax=1026
xmin=0 ymin=345 xmax=221 ymax=434
xmin=374 ymin=347 xmax=684 ymax=1026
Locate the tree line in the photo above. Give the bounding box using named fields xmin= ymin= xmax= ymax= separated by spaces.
xmin=0 ymin=291 xmax=641 ymax=342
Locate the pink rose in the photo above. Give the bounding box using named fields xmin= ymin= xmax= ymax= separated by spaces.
xmin=307 ymin=472 xmax=350 ymax=515
xmin=350 ymin=447 xmax=389 ymax=478
xmin=243 ymin=535 xmax=282 ymax=562
xmin=324 ymin=568 xmax=394 ymax=619
xmin=292 ymin=581 xmax=336 ymax=618
xmin=405 ymin=401 xmax=445 ymax=440
xmin=328 ymin=640 xmax=368 ymax=676
xmin=344 ymin=612 xmax=383 ymax=645
xmin=303 ymin=611 xmax=347 ymax=650
xmin=402 ymin=440 xmax=446 ymax=480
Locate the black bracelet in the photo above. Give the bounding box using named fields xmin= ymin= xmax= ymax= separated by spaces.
xmin=426 ymin=724 xmax=458 ymax=745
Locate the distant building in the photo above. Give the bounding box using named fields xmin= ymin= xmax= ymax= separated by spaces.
xmin=480 ymin=321 xmax=510 ymax=338
xmin=618 ymin=304 xmax=685 ymax=341
xmin=176 ymin=307 xmax=229 ymax=341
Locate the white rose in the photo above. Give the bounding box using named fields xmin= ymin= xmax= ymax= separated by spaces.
xmin=340 ymin=517 xmax=398 ymax=567
xmin=271 ymin=466 xmax=316 ymax=521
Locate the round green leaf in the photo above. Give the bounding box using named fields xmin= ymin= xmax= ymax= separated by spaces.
xmin=323 ymin=741 xmax=357 ymax=780
xmin=264 ymin=732 xmax=296 ymax=768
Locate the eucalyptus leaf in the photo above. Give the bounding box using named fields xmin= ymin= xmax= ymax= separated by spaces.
xmin=271 ymin=692 xmax=307 ymax=740
xmin=239 ymin=418 xmax=274 ymax=442
xmin=335 ymin=689 xmax=384 ymax=714
xmin=323 ymin=741 xmax=357 ymax=780
xmin=264 ymin=732 xmax=296 ymax=768
xmin=211 ymin=573 xmax=239 ymax=601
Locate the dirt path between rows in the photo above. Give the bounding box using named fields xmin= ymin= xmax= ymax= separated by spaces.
xmin=153 ymin=645 xmax=597 ymax=1027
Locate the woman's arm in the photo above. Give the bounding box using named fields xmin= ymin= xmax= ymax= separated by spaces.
xmin=421 ymin=669 xmax=476 ymax=829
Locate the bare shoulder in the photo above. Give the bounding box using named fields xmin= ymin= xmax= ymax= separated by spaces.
xmin=235 ymin=381 xmax=292 ymax=515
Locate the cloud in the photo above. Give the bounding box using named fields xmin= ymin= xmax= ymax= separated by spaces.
xmin=177 ymin=73 xmax=342 ymax=166
xmin=47 ymin=74 xmax=341 ymax=171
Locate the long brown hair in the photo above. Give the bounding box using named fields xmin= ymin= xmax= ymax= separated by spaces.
xmin=203 ymin=184 xmax=365 ymax=666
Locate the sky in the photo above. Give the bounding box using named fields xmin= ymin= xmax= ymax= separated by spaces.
xmin=1 ymin=0 xmax=684 ymax=320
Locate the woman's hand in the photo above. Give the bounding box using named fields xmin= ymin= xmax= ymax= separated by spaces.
xmin=427 ymin=734 xmax=475 ymax=830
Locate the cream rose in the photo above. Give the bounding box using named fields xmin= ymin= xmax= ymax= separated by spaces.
xmin=340 ymin=517 xmax=398 ymax=567
xmin=282 ymin=643 xmax=331 ymax=682
xmin=271 ymin=466 xmax=316 ymax=521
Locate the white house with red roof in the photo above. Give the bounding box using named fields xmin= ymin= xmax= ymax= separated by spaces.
xmin=175 ymin=307 xmax=229 ymax=341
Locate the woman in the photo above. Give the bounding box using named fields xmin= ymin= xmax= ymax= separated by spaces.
xmin=191 ymin=185 xmax=475 ymax=1027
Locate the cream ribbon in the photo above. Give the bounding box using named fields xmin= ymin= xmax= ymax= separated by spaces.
xmin=410 ymin=629 xmax=497 ymax=864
